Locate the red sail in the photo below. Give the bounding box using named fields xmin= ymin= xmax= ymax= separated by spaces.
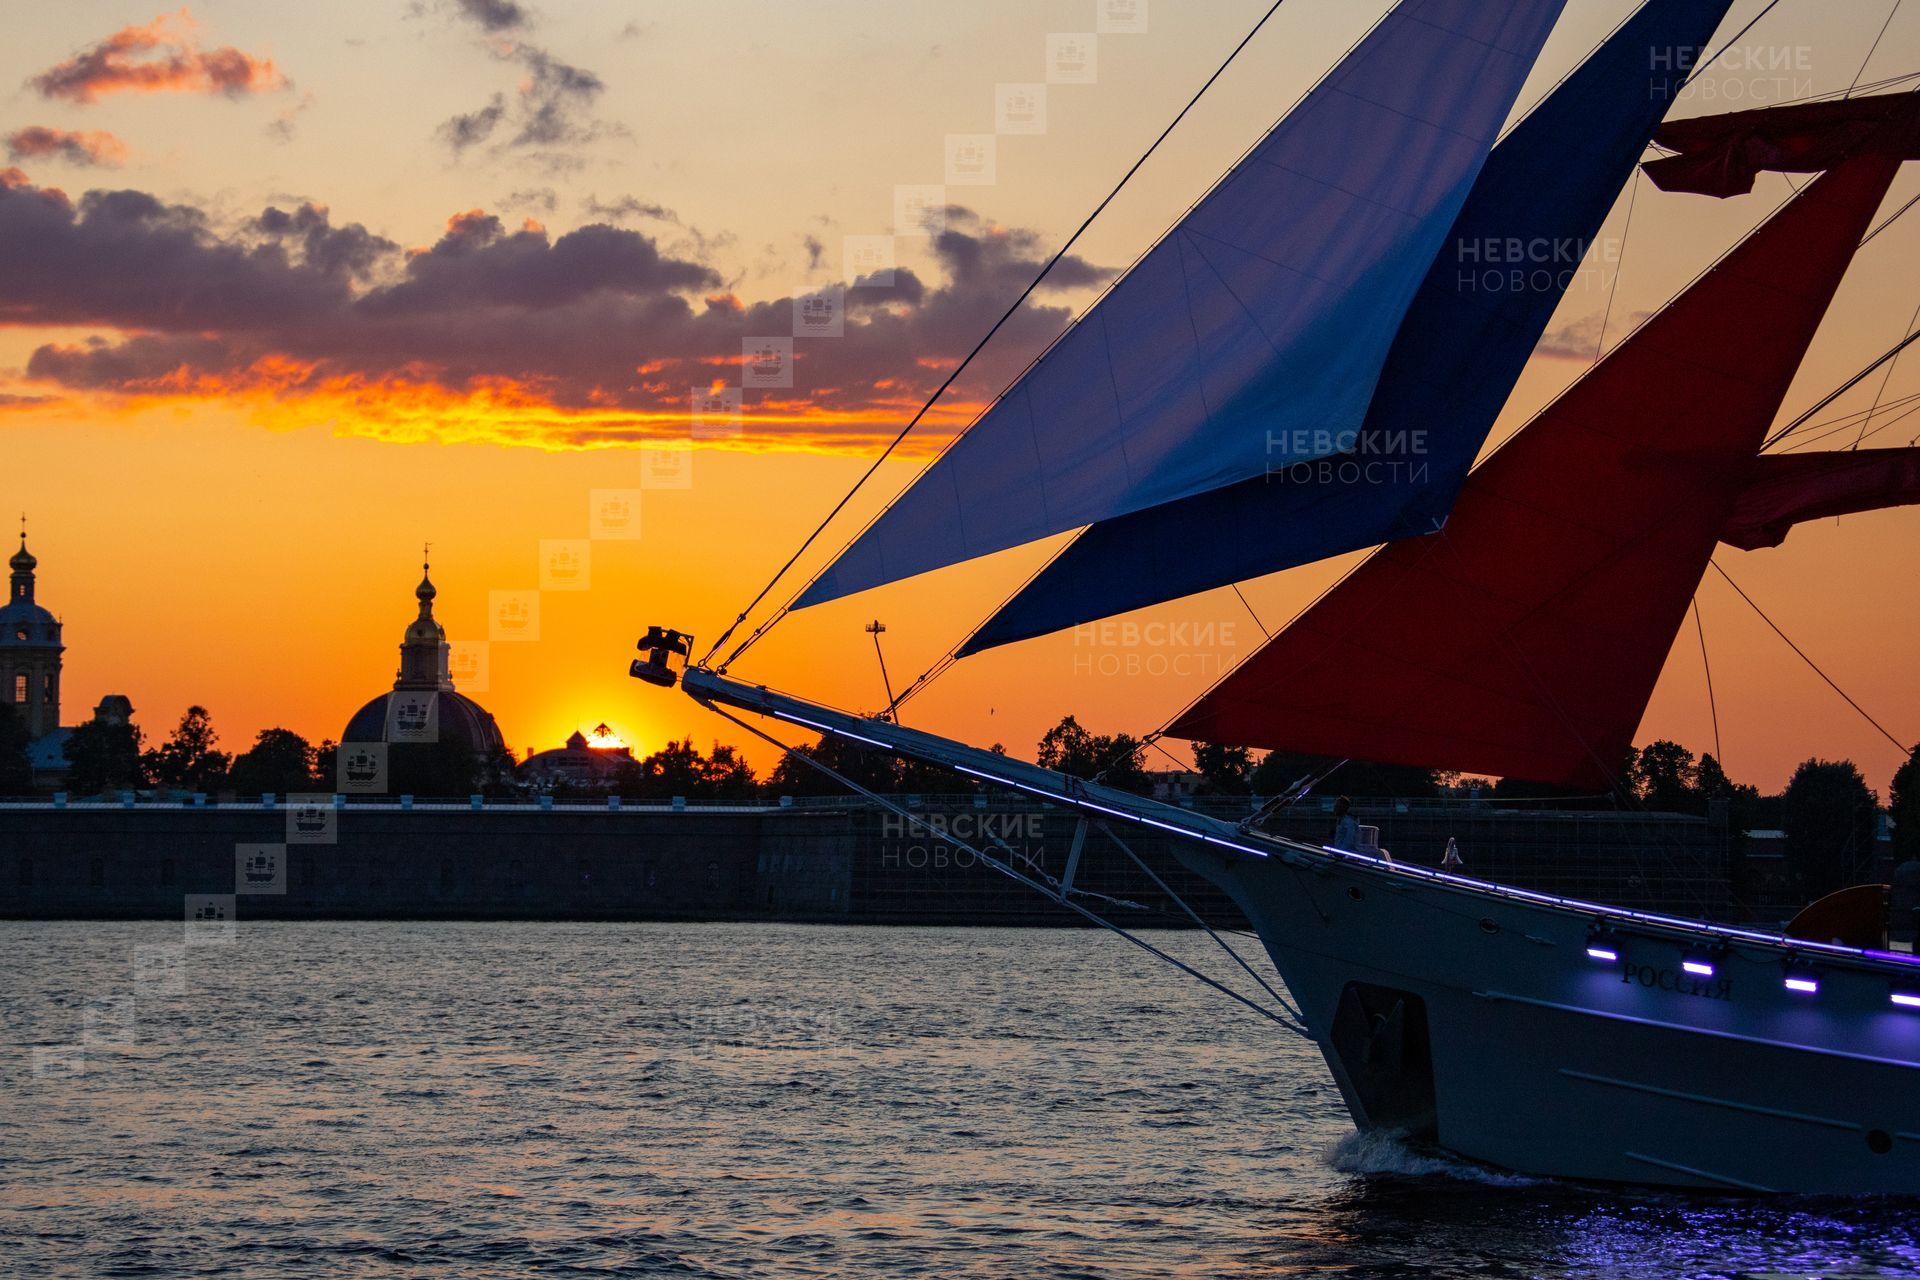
xmin=1721 ymin=448 xmax=1920 ymax=550
xmin=1167 ymin=153 xmax=1903 ymax=787
xmin=1644 ymin=91 xmax=1920 ymax=197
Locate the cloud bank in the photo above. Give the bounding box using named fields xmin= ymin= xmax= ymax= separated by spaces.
xmin=0 ymin=172 xmax=1111 ymax=453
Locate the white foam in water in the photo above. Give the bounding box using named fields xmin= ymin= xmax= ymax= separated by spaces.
xmin=1326 ymin=1130 xmax=1541 ymax=1187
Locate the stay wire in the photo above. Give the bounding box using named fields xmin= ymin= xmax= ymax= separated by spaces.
xmin=1852 ymin=296 xmax=1920 ymax=449
xmin=1682 ymin=0 xmax=1789 ymax=91
xmin=1692 ymin=597 xmax=1724 ymax=764
xmin=706 ymin=701 xmax=1310 ymax=1037
xmin=1770 ymin=389 xmax=1920 ymax=452
xmin=1593 ymin=169 xmax=1641 ymax=363
xmin=1706 ymin=559 xmax=1909 ymax=753
xmin=1848 ymin=0 xmax=1905 ymax=98
xmin=703 ymin=0 xmax=1302 ymax=671
xmin=1763 ymin=327 xmax=1920 ymax=449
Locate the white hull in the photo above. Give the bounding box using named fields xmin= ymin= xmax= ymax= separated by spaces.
xmin=674 ymin=667 xmax=1920 ymax=1194
xmin=1176 ymin=837 xmax=1920 ymax=1193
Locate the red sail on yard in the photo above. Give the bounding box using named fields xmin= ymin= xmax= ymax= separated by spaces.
xmin=1167 ymin=152 xmax=1904 ymax=788
xmin=1721 ymin=447 xmax=1920 ymax=550
xmin=1644 ymin=90 xmax=1920 ymax=197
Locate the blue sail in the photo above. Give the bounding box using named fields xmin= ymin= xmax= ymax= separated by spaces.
xmin=959 ymin=0 xmax=1734 ymax=655
xmin=795 ymin=0 xmax=1568 ymax=611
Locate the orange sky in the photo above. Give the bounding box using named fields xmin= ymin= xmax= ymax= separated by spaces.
xmin=4 ymin=1 xmax=1918 ymax=795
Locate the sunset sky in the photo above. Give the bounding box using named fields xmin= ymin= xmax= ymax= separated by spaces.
xmin=4 ymin=0 xmax=1918 ymax=794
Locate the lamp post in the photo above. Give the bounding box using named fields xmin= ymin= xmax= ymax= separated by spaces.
xmin=865 ymin=620 xmax=897 ymax=723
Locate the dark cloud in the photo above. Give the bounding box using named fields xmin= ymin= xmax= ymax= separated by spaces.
xmin=439 ymin=93 xmax=507 ymax=152
xmin=453 ymin=0 xmax=530 ymax=32
xmin=1 ymin=173 xmax=1114 ymax=448
xmin=932 ymin=208 xmax=1108 ymax=293
xmin=499 ymin=187 xmax=558 ymax=213
xmin=5 ymin=127 xmax=128 ymax=168
xmin=434 ymin=7 xmax=616 ymax=162
xmin=251 ymin=203 xmax=397 ymax=282
xmin=29 ymin=10 xmax=290 ymax=103
xmin=583 ymin=194 xmax=676 ymax=223
xmin=361 ymin=210 xmax=716 ymax=315
xmin=0 ymin=182 xmax=351 ymax=332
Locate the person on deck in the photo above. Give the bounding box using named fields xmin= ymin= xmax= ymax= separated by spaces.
xmin=1331 ymin=797 xmax=1360 ymax=851
xmin=1441 ymin=837 xmax=1465 ymax=871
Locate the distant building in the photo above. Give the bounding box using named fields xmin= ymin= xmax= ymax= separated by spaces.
xmin=520 ymin=723 xmax=634 ymax=788
xmin=2 ymin=525 xmax=62 ymax=742
xmin=1 ymin=527 xmax=140 ymax=790
xmin=341 ymin=557 xmax=506 ymax=773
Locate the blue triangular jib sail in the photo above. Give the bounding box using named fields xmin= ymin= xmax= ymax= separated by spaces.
xmin=958 ymin=0 xmax=1737 ymax=654
xmin=794 ymin=0 xmax=1570 ymax=611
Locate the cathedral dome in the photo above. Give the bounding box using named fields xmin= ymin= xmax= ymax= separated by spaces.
xmin=2 ymin=527 xmax=61 ymax=647
xmin=339 ymin=554 xmax=506 ymax=763
xmin=342 ymin=688 xmax=506 ymax=758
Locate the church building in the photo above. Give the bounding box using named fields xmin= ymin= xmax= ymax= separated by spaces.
xmin=340 ymin=555 xmax=508 ymax=791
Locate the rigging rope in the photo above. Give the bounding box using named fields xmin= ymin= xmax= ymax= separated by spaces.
xmin=1593 ymin=169 xmax=1642 ymax=363
xmin=1852 ymin=296 xmax=1920 ymax=449
xmin=1848 ymin=0 xmax=1906 ymax=98
xmin=706 ymin=700 xmax=1312 ymax=1038
xmin=1771 ymin=389 xmax=1920 ymax=452
xmin=1230 ymin=584 xmax=1271 ymax=639
xmin=1681 ymin=0 xmax=1789 ymax=92
xmin=1692 ymin=597 xmax=1725 ymax=763
xmin=703 ymin=0 xmax=1304 ymax=670
xmin=1707 ymin=559 xmax=1910 ymax=752
xmin=1763 ymin=328 xmax=1920 ymax=449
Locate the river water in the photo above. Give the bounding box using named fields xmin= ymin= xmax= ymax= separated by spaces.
xmin=2 ymin=921 xmax=1916 ymax=1278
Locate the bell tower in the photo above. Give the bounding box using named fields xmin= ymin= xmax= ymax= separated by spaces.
xmin=395 ymin=547 xmax=454 ymax=691
xmin=1 ymin=518 xmax=64 ymax=740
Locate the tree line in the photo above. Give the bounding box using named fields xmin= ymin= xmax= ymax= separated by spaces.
xmin=3 ymin=702 xmax=1912 ymax=895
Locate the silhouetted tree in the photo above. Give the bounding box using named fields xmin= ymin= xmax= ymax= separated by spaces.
xmin=64 ymin=719 xmax=144 ymax=794
xmin=143 ymin=706 xmax=231 ymax=792
xmin=617 ymin=738 xmax=762 ymax=801
xmin=767 ymin=734 xmax=902 ymax=796
xmin=1783 ymin=758 xmax=1879 ymax=900
xmin=702 ymin=743 xmax=760 ymax=801
xmin=1035 ymin=715 xmax=1148 ymax=793
xmin=1193 ymin=742 xmax=1256 ymax=795
xmin=227 ymin=728 xmax=319 ymax=796
xmin=313 ymin=739 xmax=338 ymax=789
xmin=1250 ymin=750 xmax=1438 ymax=800
xmin=1891 ymin=745 xmax=1920 ymax=867
xmin=0 ymin=703 xmax=33 ymax=794
xmin=1634 ymin=740 xmax=1698 ymax=813
xmin=1695 ymin=753 xmax=1759 ymax=826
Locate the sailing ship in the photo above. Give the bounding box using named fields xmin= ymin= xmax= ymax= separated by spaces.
xmin=635 ymin=0 xmax=1920 ymax=1192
